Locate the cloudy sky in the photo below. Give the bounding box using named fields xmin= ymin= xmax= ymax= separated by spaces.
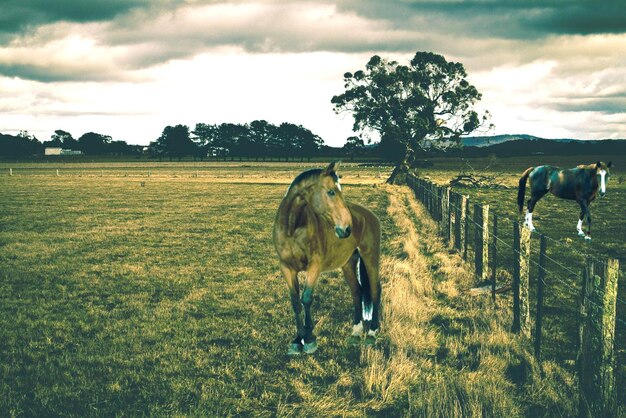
xmin=1 ymin=0 xmax=625 ymax=147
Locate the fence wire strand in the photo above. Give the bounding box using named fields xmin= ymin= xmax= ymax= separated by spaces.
xmin=408 ymin=176 xmax=626 ymax=327
xmin=407 ymin=175 xmax=626 ymax=367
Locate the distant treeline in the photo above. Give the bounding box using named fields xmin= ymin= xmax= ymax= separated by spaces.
xmin=2 ymin=125 xmax=625 ymax=160
xmin=0 ymin=130 xmax=141 ymax=158
xmin=0 ymin=121 xmax=387 ymax=161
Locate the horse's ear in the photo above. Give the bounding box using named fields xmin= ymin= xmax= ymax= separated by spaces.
xmin=607 ymin=161 xmax=613 ymax=168
xmin=596 ymin=161 xmax=601 ymax=168
xmin=324 ymin=161 xmax=340 ymax=176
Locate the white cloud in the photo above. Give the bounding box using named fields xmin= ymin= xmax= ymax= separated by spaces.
xmin=1 ymin=1 xmax=626 ymax=144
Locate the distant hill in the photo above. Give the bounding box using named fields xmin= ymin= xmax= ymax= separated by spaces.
xmin=462 ymin=134 xmax=579 ymax=147
xmin=457 ymin=135 xmax=626 ymax=157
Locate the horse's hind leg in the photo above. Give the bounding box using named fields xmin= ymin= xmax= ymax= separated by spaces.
xmin=280 ymin=263 xmax=304 ymax=355
xmin=358 ymin=248 xmax=382 ymax=345
xmin=341 ymin=252 xmax=364 ymax=343
xmin=525 ymin=191 xmax=547 ymax=232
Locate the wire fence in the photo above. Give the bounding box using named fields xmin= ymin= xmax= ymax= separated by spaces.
xmin=406 ymin=174 xmax=623 ymax=416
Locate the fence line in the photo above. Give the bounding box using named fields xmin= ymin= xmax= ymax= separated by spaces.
xmin=406 ymin=174 xmax=621 ymax=417
xmin=409 ymin=175 xmax=626 ymax=312
xmin=410 ymin=175 xmax=626 ymax=329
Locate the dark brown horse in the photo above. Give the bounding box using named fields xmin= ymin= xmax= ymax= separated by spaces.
xmin=517 ymin=161 xmax=612 ymax=239
xmin=273 ymin=162 xmax=381 ymax=355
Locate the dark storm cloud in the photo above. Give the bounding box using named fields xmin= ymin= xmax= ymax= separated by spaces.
xmin=530 ymin=2 xmax=626 ymax=35
xmin=336 ymin=0 xmax=626 ymax=39
xmin=0 ymin=0 xmax=159 ymax=34
xmin=554 ymin=92 xmax=626 ymax=115
xmin=1 ymin=0 xmax=625 ymax=90
xmin=0 ymin=62 xmax=126 ymax=82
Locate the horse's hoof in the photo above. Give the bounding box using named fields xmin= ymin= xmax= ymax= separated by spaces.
xmin=287 ymin=342 xmax=302 ymax=356
xmin=347 ymin=334 xmax=361 ymax=346
xmin=364 ymin=335 xmax=377 ymax=346
xmin=584 ymin=236 xmax=592 ymax=241
xmin=578 ymin=231 xmax=585 ymax=237
xmin=303 ymin=340 xmax=318 ymax=354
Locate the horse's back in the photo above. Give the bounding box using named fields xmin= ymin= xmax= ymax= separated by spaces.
xmin=531 ymin=165 xmax=589 ymax=200
xmin=348 ymin=203 xmax=381 ymax=257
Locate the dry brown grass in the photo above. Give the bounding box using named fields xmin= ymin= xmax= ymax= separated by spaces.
xmin=0 ymin=163 xmax=580 ymax=416
xmin=363 ymin=185 xmax=578 ymax=417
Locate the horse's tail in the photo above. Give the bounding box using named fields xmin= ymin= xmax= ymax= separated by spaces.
xmin=518 ymin=167 xmax=534 ymax=212
xmin=356 ymin=249 xmax=373 ymax=321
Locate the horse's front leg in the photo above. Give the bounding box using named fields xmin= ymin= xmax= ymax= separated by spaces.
xmin=585 ymin=203 xmax=592 ymax=240
xmin=302 ymin=265 xmax=321 ymax=354
xmin=280 ymin=263 xmax=304 ymax=355
xmin=577 ymin=200 xmax=591 ymax=240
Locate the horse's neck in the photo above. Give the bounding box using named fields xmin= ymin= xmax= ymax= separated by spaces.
xmin=277 ymin=192 xmax=309 ymax=237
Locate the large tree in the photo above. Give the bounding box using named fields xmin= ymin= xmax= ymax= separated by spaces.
xmin=156 ymin=125 xmax=197 ymax=160
xmin=276 ymin=122 xmax=323 ymax=161
xmin=77 ymin=132 xmax=112 ymax=155
xmin=49 ymin=130 xmax=78 ymax=149
xmin=332 ymin=52 xmax=492 ymax=183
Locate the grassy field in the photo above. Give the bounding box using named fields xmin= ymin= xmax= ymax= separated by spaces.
xmin=0 ymin=161 xmax=613 ymax=416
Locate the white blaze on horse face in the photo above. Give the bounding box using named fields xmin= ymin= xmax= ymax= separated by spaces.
xmin=599 ymin=170 xmax=606 ymax=194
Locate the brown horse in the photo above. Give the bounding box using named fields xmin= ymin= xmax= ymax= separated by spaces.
xmin=517 ymin=161 xmax=612 ymax=240
xmin=273 ymin=162 xmax=381 ymax=355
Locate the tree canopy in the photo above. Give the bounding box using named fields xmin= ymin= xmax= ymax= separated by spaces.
xmin=332 ymin=51 xmax=492 ymax=183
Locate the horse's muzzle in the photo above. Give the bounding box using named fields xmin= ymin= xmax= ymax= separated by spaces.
xmin=335 ymin=225 xmax=351 ymax=239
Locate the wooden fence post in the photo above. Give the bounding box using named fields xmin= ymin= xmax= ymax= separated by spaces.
xmin=454 ymin=193 xmax=462 ymax=251
xmin=578 ymin=258 xmax=619 ymax=418
xmin=441 ymin=187 xmax=450 ymax=242
xmin=512 ymin=221 xmax=531 ymax=336
xmin=448 ymin=191 xmax=455 ymax=247
xmin=433 ymin=184 xmax=439 ymax=220
xmin=474 ymin=204 xmax=489 ymax=280
xmin=481 ymin=204 xmax=489 ymax=280
xmin=491 ymin=214 xmax=498 ymax=302
xmin=431 ymin=184 xmax=437 ymax=220
xmin=423 ymin=180 xmax=427 ymax=205
xmin=577 ymin=260 xmax=593 ymax=372
xmin=474 ymin=203 xmax=482 ymax=279
xmin=534 ymin=234 xmax=547 ymax=361
xmin=462 ymin=195 xmax=469 ymax=261
xmin=425 ymin=181 xmax=431 ymax=213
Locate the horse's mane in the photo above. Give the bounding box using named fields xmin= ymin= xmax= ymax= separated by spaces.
xmin=280 ymin=168 xmax=339 ymax=236
xmin=288 ymin=169 xmax=323 ymax=194
xmin=287 ymin=168 xmax=339 ymax=196
xmin=576 ymin=163 xmax=595 ymax=170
